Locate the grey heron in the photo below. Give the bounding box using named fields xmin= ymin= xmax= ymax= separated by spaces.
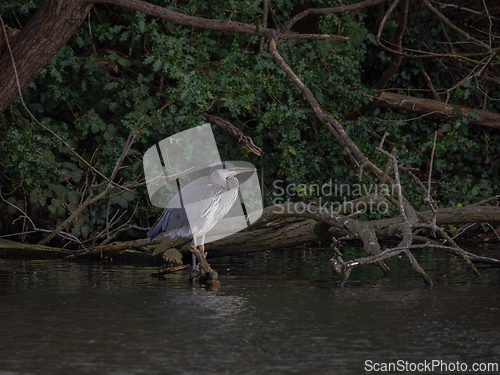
xmin=148 ymin=162 xmax=256 ymax=282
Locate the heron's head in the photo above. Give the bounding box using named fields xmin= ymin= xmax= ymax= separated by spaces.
xmin=210 ymin=162 xmax=256 ymax=184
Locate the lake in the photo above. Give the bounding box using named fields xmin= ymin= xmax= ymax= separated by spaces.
xmin=1 ymin=245 xmax=499 ymax=374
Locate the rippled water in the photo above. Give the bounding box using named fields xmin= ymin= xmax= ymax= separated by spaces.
xmin=1 ymin=246 xmax=500 ymax=374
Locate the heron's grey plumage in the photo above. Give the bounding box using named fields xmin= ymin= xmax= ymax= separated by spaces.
xmin=148 ymin=163 xmax=254 ymax=249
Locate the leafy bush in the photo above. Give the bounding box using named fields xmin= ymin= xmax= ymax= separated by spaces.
xmin=0 ymin=0 xmax=498 ymax=245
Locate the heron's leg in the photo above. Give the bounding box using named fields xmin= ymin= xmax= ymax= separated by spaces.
xmin=200 ymin=234 xmax=206 ymax=257
xmin=189 ymin=235 xmax=219 ymax=286
xmin=189 ymin=238 xmax=203 ymax=282
xmin=191 ymin=239 xmax=197 ymax=269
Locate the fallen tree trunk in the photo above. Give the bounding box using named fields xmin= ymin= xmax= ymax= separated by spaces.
xmin=2 ymin=203 xmax=499 ymax=261
xmin=62 ymin=216 xmax=333 ymax=261
xmin=374 ymin=92 xmax=500 ymax=129
xmin=369 ymin=205 xmax=500 ymax=237
xmin=205 ymin=204 xmax=500 ymax=256
xmin=204 ymin=218 xmax=333 ymax=256
xmin=0 ymin=238 xmax=77 ymax=259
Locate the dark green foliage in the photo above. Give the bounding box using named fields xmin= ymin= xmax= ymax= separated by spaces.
xmin=0 ymin=0 xmax=498 ymax=245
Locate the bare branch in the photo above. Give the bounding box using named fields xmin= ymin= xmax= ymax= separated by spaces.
xmin=376 ymin=0 xmax=408 ymax=91
xmin=421 ymin=0 xmax=489 ymax=49
xmin=432 ymin=1 xmax=500 ymax=21
xmin=259 ymin=0 xmax=269 ymax=54
xmin=373 ymin=92 xmax=500 ymax=129
xmin=281 ymin=0 xmax=386 ymax=35
xmin=200 ymin=113 xmax=262 ymax=156
xmin=376 ymin=147 xmax=409 ymax=223
xmin=0 ymin=186 xmax=82 ymax=245
xmin=420 ymin=68 xmax=441 ymax=101
xmin=427 ymin=131 xmax=438 ymax=199
xmin=481 ymin=0 xmax=493 ymax=49
xmin=37 ymin=125 xmax=143 ymax=246
xmin=284 ymin=33 xmax=348 ymax=41
xmin=268 ymin=38 xmax=384 ymax=179
xmin=470 ymin=194 xmax=500 ymax=207
xmin=94 ymin=0 xmax=276 ymax=38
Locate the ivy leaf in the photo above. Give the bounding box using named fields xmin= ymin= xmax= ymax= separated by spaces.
xmin=469 ymin=111 xmax=482 ymax=121
xmin=117 ymin=57 xmax=130 ymax=67
xmin=111 ymin=195 xmax=128 ymax=208
xmin=38 ymin=195 xmax=46 ymax=207
xmin=471 ymin=185 xmax=480 ymax=197
xmin=122 ymin=191 xmax=136 ymax=202
xmin=68 ymin=191 xmax=80 ymax=203
xmin=153 ymin=59 xmax=162 ymax=72
xmin=81 ymin=225 xmax=90 ymax=239
xmin=107 ymin=51 xmax=119 ymax=60
xmin=62 ymin=162 xmax=77 ymax=170
xmin=104 ymin=82 xmax=116 ymax=90
xmin=138 ymin=18 xmax=146 ymax=33
xmin=345 ymin=22 xmax=368 ymax=44
xmin=71 ymin=169 xmax=84 ymax=183
xmin=30 ymin=190 xmax=39 ymax=204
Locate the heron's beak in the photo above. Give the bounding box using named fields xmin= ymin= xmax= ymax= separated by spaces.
xmin=227 ymin=167 xmax=257 ymax=176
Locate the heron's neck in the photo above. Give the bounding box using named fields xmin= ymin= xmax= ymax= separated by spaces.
xmin=225 ymin=176 xmax=239 ymax=190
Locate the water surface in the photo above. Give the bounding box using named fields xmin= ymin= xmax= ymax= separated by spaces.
xmin=1 ymin=246 xmax=499 ymax=374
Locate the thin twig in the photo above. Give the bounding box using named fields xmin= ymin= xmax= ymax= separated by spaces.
xmin=420 ymin=68 xmax=441 ymax=101
xmin=0 ymin=186 xmax=82 ymax=245
xmin=421 ymin=0 xmax=489 ymax=49
xmin=426 ymin=131 xmax=438 ymax=223
xmin=37 ymin=125 xmax=144 ymax=246
xmin=470 ymin=194 xmax=500 ymax=206
xmin=432 ymin=1 xmax=500 ymax=21
xmin=281 ymin=0 xmax=385 ymax=35
xmin=284 ymin=33 xmax=348 ymax=41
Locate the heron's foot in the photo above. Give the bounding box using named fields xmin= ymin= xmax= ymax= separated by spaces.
xmin=190 ymin=270 xmax=219 ymax=286
xmin=189 ymin=264 xmax=203 ymax=282
xmin=190 ymin=246 xmax=220 ymax=286
xmin=208 ymin=279 xmax=221 ymax=287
